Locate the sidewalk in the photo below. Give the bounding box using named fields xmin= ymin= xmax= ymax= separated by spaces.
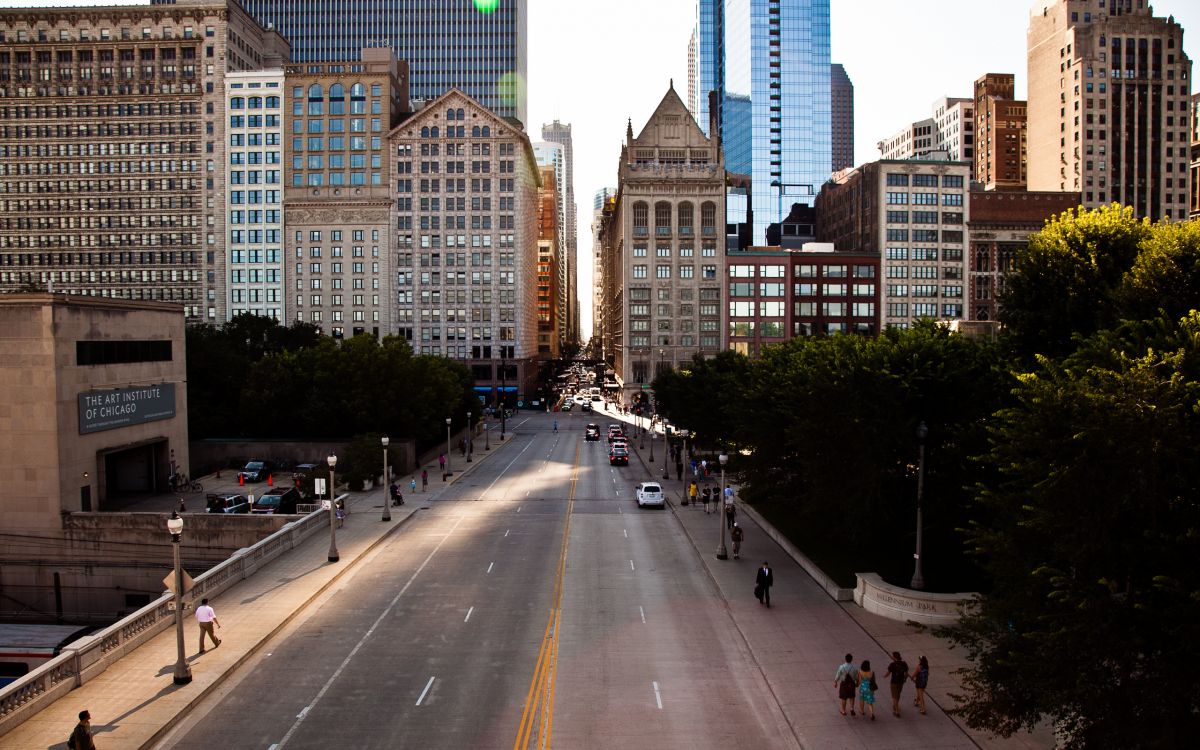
xmin=0 ymin=440 xmax=507 ymax=750
xmin=623 ymin=422 xmax=1051 ymax=750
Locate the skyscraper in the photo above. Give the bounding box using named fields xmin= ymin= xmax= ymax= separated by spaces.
xmin=1028 ymin=0 xmax=1192 ymax=219
xmin=831 ymin=63 xmax=855 ymax=171
xmin=974 ymin=73 xmax=1028 ymax=191
xmin=692 ymin=0 xmax=832 ymax=246
xmin=156 ymin=0 xmax=528 ymax=123
xmin=541 ymin=120 xmax=578 ymax=347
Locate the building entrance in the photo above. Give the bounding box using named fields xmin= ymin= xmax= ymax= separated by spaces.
xmin=98 ymin=439 xmax=168 ymax=509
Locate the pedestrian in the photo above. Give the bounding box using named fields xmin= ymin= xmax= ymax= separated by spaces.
xmin=675 ymin=460 xmax=683 ymax=481
xmin=834 ymin=654 xmax=860 ymax=716
xmin=438 ymin=454 xmax=446 ymax=472
xmin=730 ymin=522 xmax=744 ymax=559
xmin=858 ymin=659 xmax=878 ymax=720
xmin=409 ymin=476 xmax=417 ymax=495
xmin=755 ymin=561 xmax=773 ymax=607
xmin=886 ymin=651 xmax=910 ymax=717
xmin=701 ymin=459 xmax=708 ymax=476
xmin=459 ymin=437 xmax=466 ymax=455
xmin=701 ymin=486 xmax=711 ymax=513
xmin=336 ymin=498 xmax=345 ymax=527
xmin=178 ymin=497 xmax=186 ymax=513
xmin=910 ymin=655 xmax=929 ymax=715
xmin=724 ymin=495 xmax=737 ymax=529
xmin=688 ymin=481 xmax=698 ymax=508
xmin=389 ymin=482 xmax=402 ymax=506
xmin=195 ymin=597 xmax=221 ymax=653
xmin=421 ymin=469 xmax=428 ymax=491
xmin=69 ymin=709 xmax=96 ymax=750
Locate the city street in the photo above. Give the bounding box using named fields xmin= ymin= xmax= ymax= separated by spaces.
xmin=160 ymin=409 xmax=798 ymax=749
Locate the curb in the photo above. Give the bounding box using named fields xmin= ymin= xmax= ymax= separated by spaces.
xmin=735 ymin=502 xmax=856 ymax=602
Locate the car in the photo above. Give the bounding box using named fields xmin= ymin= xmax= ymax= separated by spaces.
xmin=591 ymin=394 xmax=603 ymax=402
xmin=636 ymin=482 xmax=664 ymax=508
xmin=580 ymin=401 xmax=592 ymax=412
xmin=611 ymin=438 xmax=628 ymax=451
xmin=238 ymin=459 xmax=274 ymax=483
xmin=574 ymin=395 xmax=589 ymax=404
xmin=205 ymin=493 xmax=251 ymax=514
xmin=585 ymin=424 xmax=601 ymax=441
xmin=560 ymin=401 xmax=573 ymax=412
xmin=251 ymin=486 xmax=303 ymax=514
xmin=609 ymin=446 xmax=629 ymax=466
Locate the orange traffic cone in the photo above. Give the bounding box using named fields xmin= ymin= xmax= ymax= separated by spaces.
xmin=239 ymin=473 xmax=244 ymax=486
xmin=267 ymin=473 xmax=273 ymax=487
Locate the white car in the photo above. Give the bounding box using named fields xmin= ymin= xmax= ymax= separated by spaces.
xmin=635 ymin=482 xmax=664 ymax=508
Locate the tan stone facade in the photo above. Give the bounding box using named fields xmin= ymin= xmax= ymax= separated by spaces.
xmin=0 ymin=1 xmax=289 ymax=323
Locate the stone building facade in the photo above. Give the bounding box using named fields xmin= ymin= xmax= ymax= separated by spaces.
xmin=973 ymin=73 xmax=1028 ymax=191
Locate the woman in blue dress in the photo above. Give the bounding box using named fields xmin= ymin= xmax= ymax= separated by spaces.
xmin=858 ymin=659 xmax=877 ymax=720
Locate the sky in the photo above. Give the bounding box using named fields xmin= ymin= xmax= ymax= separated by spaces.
xmin=6 ymin=0 xmax=1200 ymax=340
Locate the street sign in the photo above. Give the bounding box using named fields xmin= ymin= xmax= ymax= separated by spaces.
xmin=163 ymin=569 xmax=194 ymax=595
xmin=315 ymin=477 xmax=326 ymax=496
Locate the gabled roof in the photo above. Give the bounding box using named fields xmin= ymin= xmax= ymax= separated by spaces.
xmin=630 ymin=83 xmax=710 ymax=148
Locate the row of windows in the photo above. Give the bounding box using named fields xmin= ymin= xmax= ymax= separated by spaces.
xmin=885 ymin=192 xmax=964 ymax=206
xmin=882 ymin=285 xmax=963 ymax=297
xmin=631 ymin=201 xmax=720 ymax=232
xmin=886 ymin=229 xmax=964 ymax=244
xmin=631 ymin=264 xmax=719 ymax=280
xmin=886 ymin=303 xmax=963 ymax=318
xmin=886 ymin=173 xmax=965 ymax=188
xmin=627 ymin=336 xmax=721 ymax=348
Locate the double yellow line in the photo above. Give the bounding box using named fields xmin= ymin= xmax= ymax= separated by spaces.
xmin=512 ymin=441 xmax=579 ymax=750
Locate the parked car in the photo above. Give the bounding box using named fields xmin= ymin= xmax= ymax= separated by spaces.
xmin=251 ymin=486 xmax=302 ymax=514
xmin=609 ymin=446 xmax=630 ymax=466
xmin=238 ymin=460 xmax=274 ymax=483
xmin=585 ymin=424 xmax=601 ymax=441
xmin=206 ymin=493 xmax=251 ymax=514
xmin=635 ymin=482 xmax=664 ymax=508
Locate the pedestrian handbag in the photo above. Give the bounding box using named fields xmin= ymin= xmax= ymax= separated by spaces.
xmin=869 ymin=673 xmax=878 ymax=692
xmin=754 ymin=584 xmax=763 ymax=601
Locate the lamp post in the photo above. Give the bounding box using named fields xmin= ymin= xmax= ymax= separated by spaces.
xmin=484 ymin=415 xmax=491 ymax=451
xmin=381 ymin=436 xmax=391 ymax=523
xmin=466 ymin=411 xmax=473 ymax=462
xmin=326 ymin=454 xmax=339 ymax=562
xmin=445 ymin=417 xmax=453 ymax=477
xmin=167 ymin=511 xmax=192 ymax=685
xmin=663 ymin=428 xmax=671 ymax=480
xmin=911 ymin=421 xmax=928 ymax=590
xmin=649 ymin=429 xmax=656 ymax=463
xmin=716 ymin=453 xmax=729 ymax=560
xmin=500 ymin=357 xmax=507 ymax=441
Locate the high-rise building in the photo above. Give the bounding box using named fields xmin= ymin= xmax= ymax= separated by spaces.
xmin=1190 ymin=93 xmax=1199 ymax=218
xmin=533 ymin=141 xmax=567 ymax=353
xmin=692 ymin=0 xmax=832 ymax=246
xmin=817 ymin=157 xmax=971 ymax=330
xmin=879 ymin=98 xmax=974 ymax=162
xmin=600 ymin=85 xmax=725 ymax=408
xmin=0 ymin=1 xmax=290 ymax=322
xmin=878 ymin=119 xmax=938 ymax=161
xmin=1027 ymin=0 xmax=1192 ymax=219
xmin=390 ymin=89 xmax=541 ymax=405
xmin=974 ymin=73 xmax=1029 ymax=191
xmin=174 ymin=0 xmax=529 ymax=124
xmin=536 ymin=165 xmax=560 ymax=360
xmin=283 ymin=48 xmax=408 ymax=338
xmin=591 ymin=187 xmax=615 ymax=352
xmin=540 ymin=120 xmax=578 ymax=347
xmin=831 ymin=63 xmax=855 ymax=171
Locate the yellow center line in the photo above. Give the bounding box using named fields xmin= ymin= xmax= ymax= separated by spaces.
xmin=513 ymin=441 xmax=579 ymax=750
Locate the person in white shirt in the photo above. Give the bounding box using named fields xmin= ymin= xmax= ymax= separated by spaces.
xmin=195 ymin=598 xmax=222 ymax=653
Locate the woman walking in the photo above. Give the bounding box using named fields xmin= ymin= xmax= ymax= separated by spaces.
xmin=858 ymin=659 xmax=877 ymax=720
xmin=911 ymin=655 xmax=929 ymax=715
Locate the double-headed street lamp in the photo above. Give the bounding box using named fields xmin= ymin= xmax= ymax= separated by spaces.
xmin=167 ymin=511 xmax=191 ymax=685
xmin=381 ymin=436 xmax=391 ymax=523
xmin=911 ymin=421 xmax=928 ymax=590
xmin=327 ymin=454 xmax=339 ymax=563
xmin=466 ymin=411 xmax=473 ymax=462
xmin=715 ymin=452 xmax=729 ymax=560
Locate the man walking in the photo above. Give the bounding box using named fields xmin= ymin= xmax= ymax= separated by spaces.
xmin=755 ymin=561 xmax=774 ymax=607
xmin=69 ymin=709 xmax=96 ymax=750
xmin=834 ymin=654 xmax=860 ymax=716
xmin=886 ymin=651 xmax=910 ymax=717
xmin=730 ymin=522 xmax=744 ymax=559
xmin=195 ymin=597 xmax=221 ymax=653
xmin=724 ymin=491 xmax=737 ymax=529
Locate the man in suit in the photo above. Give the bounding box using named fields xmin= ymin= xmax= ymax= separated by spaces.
xmin=756 ymin=561 xmax=774 ymax=607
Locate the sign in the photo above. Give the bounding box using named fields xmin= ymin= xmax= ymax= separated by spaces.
xmin=78 ymin=383 xmax=176 ymax=435
xmin=163 ymin=569 xmax=194 ymax=595
xmin=314 ymin=477 xmax=327 ymax=497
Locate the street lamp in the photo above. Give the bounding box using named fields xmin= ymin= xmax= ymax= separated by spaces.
xmin=716 ymin=453 xmax=729 ymax=560
xmin=663 ymin=427 xmax=671 ymax=480
xmin=649 ymin=429 xmax=656 ymax=463
xmin=484 ymin=415 xmax=491 ymax=451
xmin=327 ymin=454 xmax=339 ymax=562
xmin=381 ymin=436 xmax=391 ymax=523
xmin=911 ymin=421 xmax=928 ymax=590
xmin=445 ymin=417 xmax=453 ymax=477
xmin=466 ymin=411 xmax=473 ymax=462
xmin=167 ymin=511 xmax=192 ymax=685
xmin=500 ymin=357 xmax=507 ymax=441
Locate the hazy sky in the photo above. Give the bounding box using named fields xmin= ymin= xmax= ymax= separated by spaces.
xmin=5 ymin=0 xmax=1199 ymax=340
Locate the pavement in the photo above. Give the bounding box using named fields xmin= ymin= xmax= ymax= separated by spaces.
xmin=0 ymin=430 xmax=503 ymax=750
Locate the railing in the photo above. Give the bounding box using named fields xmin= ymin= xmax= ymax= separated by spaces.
xmin=0 ymin=508 xmax=330 ymax=739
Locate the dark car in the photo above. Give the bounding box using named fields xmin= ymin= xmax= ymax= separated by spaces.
xmin=585 ymin=424 xmax=601 ymax=441
xmin=609 ymin=446 xmax=630 ymax=466
xmin=251 ymin=486 xmax=302 ymax=514
xmin=206 ymin=493 xmax=251 ymax=514
xmin=239 ymin=460 xmax=274 ymax=483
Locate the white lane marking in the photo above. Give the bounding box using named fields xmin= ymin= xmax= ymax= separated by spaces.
xmin=476 ymin=439 xmax=535 ymax=501
xmin=517 ymin=506 xmax=522 ymax=513
xmin=630 ymin=559 xmax=635 ymax=571
xmin=615 ymin=490 xmax=620 ymax=496
xmin=623 ymin=529 xmax=628 ymax=538
xmin=526 ymin=491 xmax=530 ymax=497
xmin=416 ymin=676 xmax=436 ymax=706
xmin=273 ymin=513 xmax=467 ymax=748
xmin=487 ymin=562 xmax=494 ymax=574
xmin=653 ymin=681 xmax=663 ymax=709
xmin=639 ymin=606 xmax=646 ymax=624
xmin=464 ymin=606 xmax=474 ymax=623
xmin=504 ymin=529 xmax=510 ymax=537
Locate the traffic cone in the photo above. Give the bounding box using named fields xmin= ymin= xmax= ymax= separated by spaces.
xmin=239 ymin=473 xmax=244 ymax=486
xmin=267 ymin=473 xmax=273 ymax=487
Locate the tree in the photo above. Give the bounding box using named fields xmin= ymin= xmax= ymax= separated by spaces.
xmin=1116 ymin=219 xmax=1200 ymax=324
xmin=653 ymin=350 xmax=750 ymax=449
xmin=943 ymin=313 xmax=1200 ymax=748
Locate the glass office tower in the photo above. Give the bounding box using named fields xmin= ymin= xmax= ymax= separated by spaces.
xmin=154 ymin=0 xmax=527 ymax=123
xmin=693 ymin=0 xmax=831 ymax=246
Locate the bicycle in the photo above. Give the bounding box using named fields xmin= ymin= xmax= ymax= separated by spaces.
xmin=169 ymin=474 xmax=202 ymax=493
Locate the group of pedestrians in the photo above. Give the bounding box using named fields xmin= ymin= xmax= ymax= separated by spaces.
xmin=833 ymin=651 xmax=930 ymax=720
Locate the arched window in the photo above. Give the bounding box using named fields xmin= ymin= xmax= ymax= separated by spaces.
xmin=230 ymin=97 xmax=244 ymax=109
xmin=632 ymin=201 xmax=649 ymax=235
xmin=307 ymin=84 xmax=322 ymax=100
xmin=701 ymin=202 xmax=717 ymax=235
xmin=265 ymin=96 xmax=280 ymax=108
xmin=248 ymin=96 xmax=262 ymax=109
xmin=446 ymin=107 xmax=456 ymax=121
xmin=430 ymin=126 xmax=439 ymax=138
xmin=456 ymin=108 xmax=465 ymax=121
xmin=350 ymin=83 xmax=366 ymax=113
xmin=329 ymin=83 xmax=344 ymax=100
xmin=481 ymin=126 xmax=490 ymax=137
xmin=655 ymin=202 xmax=672 ymax=235
xmin=677 ymin=202 xmax=694 ymax=235
xmin=420 ymin=126 xmax=429 ymax=138
xmin=472 ymin=126 xmax=480 ymax=137
xmin=350 ymin=83 xmax=365 ymax=98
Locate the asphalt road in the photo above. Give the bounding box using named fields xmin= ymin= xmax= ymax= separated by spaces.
xmin=160 ymin=411 xmax=797 ymax=749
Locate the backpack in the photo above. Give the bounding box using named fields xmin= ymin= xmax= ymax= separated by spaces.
xmin=67 ymin=727 xmax=78 ymax=750
xmin=840 ymin=668 xmax=855 ymax=688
